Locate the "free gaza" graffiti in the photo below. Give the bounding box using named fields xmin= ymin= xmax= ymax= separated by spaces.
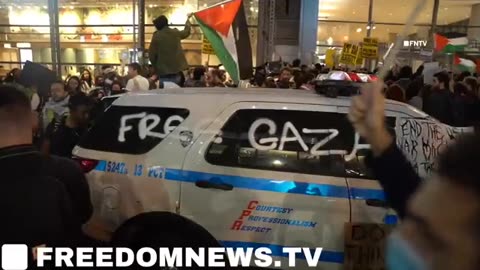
xmin=118 ymin=113 xmax=185 ymax=142
xmin=247 ymin=118 xmax=369 ymax=161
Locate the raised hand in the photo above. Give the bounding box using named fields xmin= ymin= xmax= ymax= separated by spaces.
xmin=348 ymin=81 xmax=393 ymax=156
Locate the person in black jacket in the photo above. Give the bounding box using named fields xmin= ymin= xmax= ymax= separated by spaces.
xmin=45 ymin=94 xmax=93 ymax=158
xmin=0 ymin=85 xmax=78 ymax=248
xmin=349 ymin=82 xmax=480 ymax=270
xmin=424 ymin=71 xmax=454 ymax=125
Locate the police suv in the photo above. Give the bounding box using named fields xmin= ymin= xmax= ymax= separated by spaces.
xmin=74 ymin=88 xmax=464 ymax=269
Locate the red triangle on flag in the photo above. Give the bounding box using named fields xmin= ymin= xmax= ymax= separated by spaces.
xmin=454 ymin=54 xmax=461 ymax=65
xmin=434 ymin=34 xmax=449 ymax=52
xmin=194 ymin=0 xmax=242 ymax=37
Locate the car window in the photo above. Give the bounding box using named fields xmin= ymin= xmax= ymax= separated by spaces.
xmin=79 ymin=105 xmax=190 ymax=154
xmin=343 ymin=117 xmax=397 ymax=179
xmin=206 ymin=109 xmax=358 ymax=176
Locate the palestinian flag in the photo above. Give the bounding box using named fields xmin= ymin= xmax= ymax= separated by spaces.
xmin=194 ymin=0 xmax=252 ymax=84
xmin=434 ymin=33 xmax=468 ymax=53
xmin=454 ymin=55 xmax=476 ymax=72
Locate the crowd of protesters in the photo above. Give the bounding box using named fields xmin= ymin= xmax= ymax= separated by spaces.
xmin=1 ymin=11 xmax=480 ymax=269
xmin=383 ymin=65 xmax=480 ymax=127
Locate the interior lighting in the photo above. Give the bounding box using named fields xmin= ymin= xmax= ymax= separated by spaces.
xmin=356 ymin=28 xmax=362 ymax=33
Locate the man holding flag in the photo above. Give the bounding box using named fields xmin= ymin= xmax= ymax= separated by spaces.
xmin=149 ymin=13 xmax=193 ymax=86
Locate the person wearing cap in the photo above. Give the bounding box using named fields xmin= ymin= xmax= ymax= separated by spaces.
xmin=149 ymin=14 xmax=193 ymax=86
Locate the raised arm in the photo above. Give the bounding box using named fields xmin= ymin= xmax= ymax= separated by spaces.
xmin=179 ymin=14 xmax=193 ymax=40
xmin=348 ymin=82 xmax=422 ymax=218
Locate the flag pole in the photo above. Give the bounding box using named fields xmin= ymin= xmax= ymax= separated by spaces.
xmin=194 ymin=0 xmax=237 ymax=14
xmin=378 ymin=0 xmax=428 ymax=80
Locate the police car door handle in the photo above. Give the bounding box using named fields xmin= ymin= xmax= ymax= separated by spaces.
xmin=365 ymin=199 xmax=388 ymax=208
xmin=195 ymin=180 xmax=234 ymax=191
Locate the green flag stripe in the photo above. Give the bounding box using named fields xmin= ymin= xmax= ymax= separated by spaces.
xmin=196 ymin=17 xmax=240 ymax=82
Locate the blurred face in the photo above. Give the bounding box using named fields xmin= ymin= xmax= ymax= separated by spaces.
xmin=82 ymin=71 xmax=90 ymax=80
xmin=280 ymin=70 xmax=292 ymax=82
xmin=128 ymin=67 xmax=137 ymax=78
xmin=68 ymin=79 xmax=79 ymax=90
xmin=50 ymin=83 xmax=68 ymax=101
xmin=205 ymin=70 xmax=221 ymax=85
xmin=70 ymin=105 xmax=91 ymax=127
xmin=112 ymin=84 xmax=121 ymax=92
xmin=433 ymin=77 xmax=442 ymax=89
xmin=393 ymin=177 xmax=479 ymax=270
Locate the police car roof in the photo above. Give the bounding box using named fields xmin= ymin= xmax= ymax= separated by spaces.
xmin=117 ymin=87 xmax=414 ymax=109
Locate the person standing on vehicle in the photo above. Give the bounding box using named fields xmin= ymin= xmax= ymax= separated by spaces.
xmin=125 ymin=63 xmax=150 ymax=92
xmin=424 ymin=71 xmax=454 ymax=125
xmin=0 ymin=85 xmax=77 ymax=247
xmin=44 ymin=94 xmax=93 ymax=158
xmin=42 ymin=80 xmax=70 ymax=131
xmin=149 ymin=14 xmax=192 ymax=86
xmin=349 ymin=81 xmax=480 ymax=270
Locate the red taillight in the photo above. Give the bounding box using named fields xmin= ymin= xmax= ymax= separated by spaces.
xmin=74 ymin=158 xmax=99 ymax=173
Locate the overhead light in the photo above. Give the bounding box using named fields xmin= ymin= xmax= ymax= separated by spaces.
xmin=373 ymin=26 xmax=376 ymax=30
xmin=149 ymin=4 xmax=153 ymax=8
xmin=344 ymin=36 xmax=349 ymax=41
xmin=4 ymin=43 xmax=11 ymax=48
xmin=356 ymin=28 xmax=362 ymax=33
xmin=327 ymin=37 xmax=333 ymax=45
xmin=16 ymin=42 xmax=31 ymax=48
xmin=69 ymin=6 xmax=74 ymax=9
xmin=366 ymin=26 xmax=371 ymax=30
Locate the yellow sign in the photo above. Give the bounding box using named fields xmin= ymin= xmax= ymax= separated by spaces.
xmin=340 ymin=43 xmax=360 ymax=65
xmin=355 ymin=47 xmax=364 ymax=66
xmin=325 ymin=49 xmax=336 ymax=68
xmin=361 ymin=37 xmax=379 ymax=59
xmin=202 ymin=36 xmax=214 ymax=55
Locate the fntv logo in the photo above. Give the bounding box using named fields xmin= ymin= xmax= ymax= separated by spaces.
xmin=403 ymin=40 xmax=428 ymax=47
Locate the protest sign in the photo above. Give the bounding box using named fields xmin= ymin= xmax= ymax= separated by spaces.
xmin=344 ymin=223 xmax=393 ymax=270
xmin=361 ymin=37 xmax=379 ymax=59
xmin=340 ymin=43 xmax=359 ymax=65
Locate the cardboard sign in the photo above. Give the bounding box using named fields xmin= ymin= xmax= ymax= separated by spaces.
xmin=340 ymin=43 xmax=359 ymax=65
xmin=344 ymin=223 xmax=393 ymax=270
xmin=361 ymin=37 xmax=379 ymax=59
xmin=325 ymin=49 xmax=336 ymax=68
xmin=202 ymin=36 xmax=214 ymax=55
xmin=422 ymin=62 xmax=440 ymax=85
xmin=355 ymin=48 xmax=364 ymax=66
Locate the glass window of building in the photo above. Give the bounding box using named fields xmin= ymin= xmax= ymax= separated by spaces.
xmin=0 ymin=0 xmax=258 ymax=78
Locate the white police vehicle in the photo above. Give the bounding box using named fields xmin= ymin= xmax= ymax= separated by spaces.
xmin=74 ymin=88 xmax=466 ymax=269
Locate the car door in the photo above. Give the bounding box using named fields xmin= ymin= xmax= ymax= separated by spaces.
xmin=180 ymin=102 xmax=351 ymax=269
xmin=337 ymin=106 xmax=400 ymax=225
